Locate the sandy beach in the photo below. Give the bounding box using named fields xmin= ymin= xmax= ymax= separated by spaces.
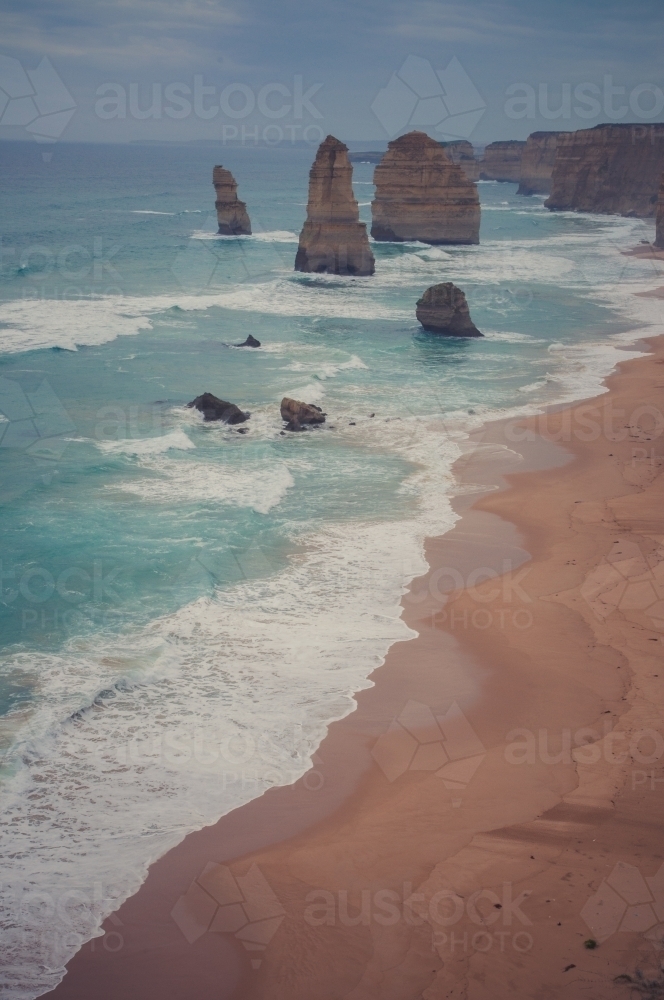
xmin=46 ymin=329 xmax=664 ymax=1000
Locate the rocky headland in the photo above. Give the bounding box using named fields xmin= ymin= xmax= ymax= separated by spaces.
xmin=295 ymin=135 xmax=375 ymax=276
xmin=441 ymin=140 xmax=480 ymax=182
xmin=480 ymin=140 xmax=525 ymax=183
xmin=517 ymin=132 xmax=563 ymax=195
xmin=371 ymin=131 xmax=480 ymax=245
xmin=212 ymin=165 xmax=251 ymax=235
xmin=416 ymin=282 xmax=482 ymax=337
xmin=545 ymin=123 xmax=664 ymax=217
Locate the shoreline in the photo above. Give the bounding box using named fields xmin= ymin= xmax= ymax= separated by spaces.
xmin=46 ymin=328 xmax=664 ymax=999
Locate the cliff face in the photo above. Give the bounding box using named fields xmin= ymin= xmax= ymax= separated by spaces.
xmin=295 ymin=135 xmax=375 ymax=276
xmin=371 ymin=131 xmax=480 ymax=245
xmin=545 ymin=124 xmax=664 ymax=217
xmin=480 ymin=141 xmax=525 ymax=183
xmin=517 ymin=132 xmax=562 ymax=196
xmin=441 ymin=140 xmax=480 ymax=182
xmin=213 ymin=165 xmax=251 ymax=235
xmin=655 ymin=173 xmax=664 ymax=248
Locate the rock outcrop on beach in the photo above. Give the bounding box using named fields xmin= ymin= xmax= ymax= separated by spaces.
xmin=656 ymin=173 xmax=664 ymax=247
xmin=441 ymin=140 xmax=480 ymax=182
xmin=236 ymin=335 xmax=261 ymax=348
xmin=213 ymin=166 xmax=251 ymax=235
xmin=480 ymin=141 xmax=526 ymax=183
xmin=545 ymin=124 xmax=664 ymax=217
xmin=280 ymin=397 xmax=326 ymax=431
xmin=295 ymin=136 xmax=375 ymax=276
xmin=188 ymin=393 xmax=249 ymax=423
xmin=371 ymin=131 xmax=480 ymax=245
xmin=517 ymin=132 xmax=563 ymax=195
xmin=416 ymin=283 xmax=482 ymax=337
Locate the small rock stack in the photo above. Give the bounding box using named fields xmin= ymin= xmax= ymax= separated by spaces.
xmin=213 ymin=165 xmax=251 ymax=235
xmin=295 ymin=136 xmax=375 ymax=276
xmin=416 ymin=283 xmax=482 ymax=338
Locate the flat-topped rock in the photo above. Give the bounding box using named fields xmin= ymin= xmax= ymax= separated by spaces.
xmin=213 ymin=165 xmax=251 ymax=235
xmin=416 ymin=283 xmax=482 ymax=337
xmin=371 ymin=131 xmax=480 ymax=245
xmin=545 ymin=124 xmax=664 ymax=217
xmin=656 ymin=172 xmax=664 ymax=248
xmin=295 ymin=136 xmax=375 ymax=276
xmin=480 ymin=141 xmax=526 ymax=183
xmin=517 ymin=132 xmax=563 ymax=196
xmin=188 ymin=393 xmax=249 ymax=423
xmin=441 ymin=140 xmax=480 ymax=182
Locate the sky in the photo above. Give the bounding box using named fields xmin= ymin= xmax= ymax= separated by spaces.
xmin=1 ymin=0 xmax=663 ymax=147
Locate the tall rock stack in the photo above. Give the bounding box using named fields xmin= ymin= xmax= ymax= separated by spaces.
xmin=517 ymin=132 xmax=563 ymax=196
xmin=213 ymin=166 xmax=251 ymax=235
xmin=545 ymin=124 xmax=664 ymax=217
xmin=371 ymin=131 xmax=480 ymax=245
xmin=441 ymin=140 xmax=480 ymax=182
xmin=480 ymin=140 xmax=526 ymax=182
xmin=295 ymin=135 xmax=375 ymax=276
xmin=655 ymin=172 xmax=664 ymax=248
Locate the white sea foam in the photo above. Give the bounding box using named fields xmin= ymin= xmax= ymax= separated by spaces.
xmin=97 ymin=429 xmax=195 ymax=456
xmin=190 ymin=229 xmax=298 ymax=243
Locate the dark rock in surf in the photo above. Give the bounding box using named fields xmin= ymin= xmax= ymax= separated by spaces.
xmin=416 ymin=283 xmax=482 ymax=337
xmin=188 ymin=392 xmax=250 ymax=423
xmin=236 ymin=334 xmax=261 ymax=348
xmin=280 ymin=397 xmax=326 ymax=431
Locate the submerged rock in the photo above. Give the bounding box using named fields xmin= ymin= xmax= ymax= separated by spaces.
xmin=371 ymin=131 xmax=480 ymax=245
xmin=545 ymin=124 xmax=664 ymax=217
xmin=517 ymin=131 xmax=563 ymax=196
xmin=295 ymin=135 xmax=375 ymax=276
xmin=280 ymin=397 xmax=326 ymax=431
xmin=236 ymin=335 xmax=261 ymax=348
xmin=416 ymin=283 xmax=482 ymax=338
xmin=188 ymin=393 xmax=250 ymax=423
xmin=480 ymin=140 xmax=526 ymax=183
xmin=213 ymin=165 xmax=251 ymax=235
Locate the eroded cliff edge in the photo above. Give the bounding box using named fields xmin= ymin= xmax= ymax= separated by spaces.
xmin=480 ymin=140 xmax=525 ymax=183
xmin=371 ymin=131 xmax=480 ymax=245
xmin=545 ymin=123 xmax=664 ymax=217
xmin=517 ymin=132 xmax=563 ymax=196
xmin=295 ymin=135 xmax=375 ymax=276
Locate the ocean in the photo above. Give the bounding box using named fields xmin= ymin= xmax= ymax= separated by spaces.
xmin=0 ymin=139 xmax=660 ymax=997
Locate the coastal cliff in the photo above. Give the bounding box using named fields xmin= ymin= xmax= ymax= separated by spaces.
xmin=441 ymin=140 xmax=480 ymax=182
xmin=656 ymin=172 xmax=664 ymax=247
xmin=295 ymin=135 xmax=375 ymax=276
xmin=371 ymin=131 xmax=480 ymax=245
xmin=545 ymin=124 xmax=664 ymax=217
xmin=212 ymin=165 xmax=251 ymax=235
xmin=480 ymin=140 xmax=525 ymax=183
xmin=517 ymin=132 xmax=562 ymax=196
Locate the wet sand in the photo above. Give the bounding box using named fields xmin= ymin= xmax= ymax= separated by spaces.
xmin=47 ymin=335 xmax=664 ymax=1000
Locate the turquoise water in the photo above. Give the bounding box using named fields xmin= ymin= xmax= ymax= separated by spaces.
xmin=0 ymin=140 xmax=660 ymax=996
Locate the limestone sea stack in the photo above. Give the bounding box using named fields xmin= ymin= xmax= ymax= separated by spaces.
xmin=371 ymin=132 xmax=480 ymax=245
xmin=213 ymin=166 xmax=251 ymax=235
xmin=655 ymin=173 xmax=664 ymax=248
xmin=545 ymin=124 xmax=664 ymax=217
xmin=517 ymin=132 xmax=563 ymax=196
xmin=480 ymin=140 xmax=526 ymax=183
xmin=280 ymin=397 xmax=326 ymax=431
xmin=295 ymin=136 xmax=375 ymax=276
xmin=416 ymin=283 xmax=482 ymax=337
xmin=188 ymin=393 xmax=249 ymax=423
xmin=441 ymin=140 xmax=480 ymax=182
